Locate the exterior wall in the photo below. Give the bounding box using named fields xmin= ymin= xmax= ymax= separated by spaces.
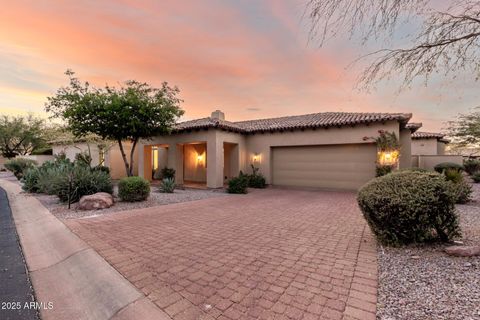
xmin=416 ymin=155 xmax=463 ymax=171
xmin=52 ymin=142 xmax=138 ymax=180
xmin=17 ymin=155 xmax=54 ymax=165
xmin=52 ymin=143 xmax=101 ymax=165
xmin=411 ymin=139 xmax=438 ymax=155
xmin=399 ymin=128 xmax=412 ymax=169
xmin=437 ymin=142 xmax=446 ymax=155
xmin=0 ymin=156 xmax=6 ymax=170
xmin=183 ymin=143 xmax=207 ymax=182
xmin=244 ymin=121 xmax=400 ymax=184
xmin=105 ymin=143 xmax=139 ymax=179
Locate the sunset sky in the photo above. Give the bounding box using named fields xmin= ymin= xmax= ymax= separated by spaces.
xmin=0 ymin=0 xmax=477 ymax=131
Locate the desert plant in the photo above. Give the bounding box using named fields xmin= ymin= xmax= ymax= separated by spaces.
xmin=74 ymin=152 xmax=92 ymax=167
xmin=161 ymin=167 xmax=176 ymax=180
xmin=464 ymin=159 xmax=480 ymax=175
xmin=357 ymin=170 xmax=460 ymax=246
xmin=54 ymin=166 xmax=113 ymax=203
xmin=375 ymin=164 xmax=394 ymax=177
xmin=4 ymin=158 xmax=37 ymax=179
xmin=118 ymin=176 xmax=150 ymax=202
xmin=92 ymin=165 xmax=110 ymax=174
xmin=248 ymin=165 xmax=266 ymax=188
xmin=434 ymin=162 xmax=464 ymax=173
xmin=227 ymin=174 xmax=249 ymax=194
xmin=443 ymin=168 xmax=463 ymax=184
xmin=447 ymin=179 xmax=472 ymax=204
xmin=472 ymin=172 xmax=480 ymax=183
xmin=159 ymin=178 xmax=176 ymax=193
xmin=21 ymin=167 xmax=41 ymax=193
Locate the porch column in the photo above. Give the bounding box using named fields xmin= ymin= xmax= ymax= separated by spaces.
xmin=207 ymin=135 xmax=224 ymax=188
xmin=138 ymin=142 xmax=144 ymax=178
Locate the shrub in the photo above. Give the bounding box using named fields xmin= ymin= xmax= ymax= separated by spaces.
xmin=161 ymin=167 xmax=176 ymax=180
xmin=227 ymin=174 xmax=249 ymax=194
xmin=31 ymin=147 xmax=53 ymax=155
xmin=159 ymin=178 xmax=176 ymax=193
xmin=4 ymin=158 xmax=37 ymax=179
xmin=464 ymin=159 xmax=480 ymax=175
xmin=443 ymin=168 xmax=463 ymax=183
xmin=21 ymin=167 xmax=41 ymax=193
xmin=54 ymin=166 xmax=113 ymax=203
xmin=74 ymin=152 xmax=92 ymax=167
xmin=357 ymin=170 xmax=460 ymax=246
xmin=375 ymin=164 xmax=394 ymax=177
xmin=92 ymin=165 xmax=110 ymax=174
xmin=472 ymin=172 xmax=480 ymax=183
xmin=118 ymin=176 xmax=150 ymax=201
xmin=448 ymin=179 xmax=472 ymax=204
xmin=248 ymin=165 xmax=266 ymax=188
xmin=434 ymin=162 xmax=464 ymax=173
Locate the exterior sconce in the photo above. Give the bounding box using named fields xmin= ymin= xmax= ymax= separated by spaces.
xmin=378 ymin=150 xmax=399 ymax=166
xmin=197 ymin=153 xmax=204 ymax=165
xmin=252 ymin=153 xmax=261 ymax=164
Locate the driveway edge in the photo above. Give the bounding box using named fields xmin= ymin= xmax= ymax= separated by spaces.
xmin=0 ymin=179 xmax=171 ymax=320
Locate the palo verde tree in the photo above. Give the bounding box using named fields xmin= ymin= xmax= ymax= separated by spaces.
xmin=447 ymin=107 xmax=480 ymax=153
xmin=0 ymin=114 xmax=47 ymax=158
xmin=306 ymin=1 xmax=480 ymax=89
xmin=46 ymin=70 xmax=184 ymax=176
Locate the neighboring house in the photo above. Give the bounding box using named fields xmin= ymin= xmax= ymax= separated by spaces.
xmin=50 ymin=136 xmax=139 ymax=179
xmin=138 ymin=110 xmax=414 ymax=190
xmin=410 ymin=130 xmax=463 ymax=170
xmin=411 ymin=131 xmax=449 ymax=156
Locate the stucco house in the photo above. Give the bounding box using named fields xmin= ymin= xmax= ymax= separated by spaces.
xmin=137 ymin=110 xmax=414 ymax=190
xmin=411 ymin=131 xmax=448 ymax=156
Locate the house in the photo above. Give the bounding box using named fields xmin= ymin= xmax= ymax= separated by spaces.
xmin=50 ymin=136 xmax=139 ymax=179
xmin=411 ymin=131 xmax=449 ymax=156
xmin=137 ymin=110 xmax=414 ymax=190
xmin=409 ymin=129 xmax=463 ymax=170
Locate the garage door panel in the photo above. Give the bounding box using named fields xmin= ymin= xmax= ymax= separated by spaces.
xmin=272 ymin=144 xmax=376 ymax=190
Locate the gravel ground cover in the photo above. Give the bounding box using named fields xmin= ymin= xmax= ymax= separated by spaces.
xmin=34 ymin=187 xmax=228 ymax=219
xmin=377 ymin=183 xmax=480 ymax=320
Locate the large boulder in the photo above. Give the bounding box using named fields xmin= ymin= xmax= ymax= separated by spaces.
xmin=78 ymin=192 xmax=114 ymax=210
xmin=445 ymin=245 xmax=480 ymax=257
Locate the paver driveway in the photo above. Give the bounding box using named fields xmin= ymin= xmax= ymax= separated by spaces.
xmin=66 ymin=189 xmax=377 ymax=320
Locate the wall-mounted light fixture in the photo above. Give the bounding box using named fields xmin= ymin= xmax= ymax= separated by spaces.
xmin=196 ymin=152 xmax=205 ymax=165
xmin=378 ymin=150 xmax=399 ymax=166
xmin=252 ymin=153 xmax=261 ymax=164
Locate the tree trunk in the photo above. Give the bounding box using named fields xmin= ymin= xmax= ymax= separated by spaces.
xmin=129 ymin=139 xmax=138 ymax=177
xmin=117 ymin=139 xmax=131 ymax=177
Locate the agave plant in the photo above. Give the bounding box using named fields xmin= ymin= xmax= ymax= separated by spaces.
xmin=159 ymin=178 xmax=176 ymax=193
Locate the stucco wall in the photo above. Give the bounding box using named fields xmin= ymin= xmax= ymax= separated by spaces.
xmin=52 ymin=143 xmax=101 ymax=165
xmin=437 ymin=142 xmax=446 ymax=155
xmin=184 ymin=143 xmax=207 ymax=182
xmin=417 ymin=155 xmax=463 ymax=171
xmin=411 ymin=139 xmax=438 ymax=155
xmin=399 ymin=128 xmax=412 ymax=169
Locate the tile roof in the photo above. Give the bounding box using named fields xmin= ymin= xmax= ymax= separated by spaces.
xmin=405 ymin=122 xmax=422 ymax=132
xmin=173 ymin=112 xmax=412 ymax=134
xmin=411 ymin=131 xmax=446 ymax=140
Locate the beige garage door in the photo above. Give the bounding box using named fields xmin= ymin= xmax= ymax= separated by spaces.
xmin=272 ymin=144 xmax=376 ymax=190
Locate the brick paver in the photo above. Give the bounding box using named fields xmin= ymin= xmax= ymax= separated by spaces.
xmin=65 ymin=189 xmax=377 ymax=320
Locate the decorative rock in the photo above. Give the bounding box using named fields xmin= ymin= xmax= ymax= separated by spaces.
xmin=78 ymin=192 xmax=114 ymax=210
xmin=444 ymin=246 xmax=480 ymax=257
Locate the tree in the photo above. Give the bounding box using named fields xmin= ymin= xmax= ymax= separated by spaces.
xmin=46 ymin=71 xmax=184 ymax=176
xmin=0 ymin=115 xmax=47 ymax=158
xmin=306 ymin=0 xmax=480 ymax=89
xmin=447 ymin=108 xmax=480 ymax=154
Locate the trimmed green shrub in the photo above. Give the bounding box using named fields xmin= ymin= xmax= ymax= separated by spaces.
xmin=375 ymin=164 xmax=394 ymax=177
xmin=21 ymin=167 xmax=41 ymax=193
xmin=159 ymin=178 xmax=176 ymax=193
xmin=464 ymin=159 xmax=480 ymax=175
xmin=4 ymin=158 xmax=37 ymax=179
xmin=357 ymin=170 xmax=460 ymax=246
xmin=118 ymin=176 xmax=150 ymax=201
xmin=472 ymin=172 xmax=480 ymax=183
xmin=434 ymin=162 xmax=464 ymax=173
xmin=161 ymin=167 xmax=176 ymax=180
xmin=227 ymin=174 xmax=248 ymax=194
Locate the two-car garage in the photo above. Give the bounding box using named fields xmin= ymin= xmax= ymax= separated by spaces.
xmin=271 ymin=144 xmax=377 ymax=190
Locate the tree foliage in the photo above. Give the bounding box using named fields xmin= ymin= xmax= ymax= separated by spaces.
xmin=306 ymin=0 xmax=480 ymax=89
xmin=0 ymin=115 xmax=47 ymax=158
xmin=46 ymin=70 xmax=184 ymax=176
xmin=447 ymin=107 xmax=480 ymax=149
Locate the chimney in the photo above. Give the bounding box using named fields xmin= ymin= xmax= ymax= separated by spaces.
xmin=211 ymin=110 xmax=225 ymax=120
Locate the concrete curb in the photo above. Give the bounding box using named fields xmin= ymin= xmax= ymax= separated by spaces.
xmin=0 ymin=180 xmax=170 ymax=320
